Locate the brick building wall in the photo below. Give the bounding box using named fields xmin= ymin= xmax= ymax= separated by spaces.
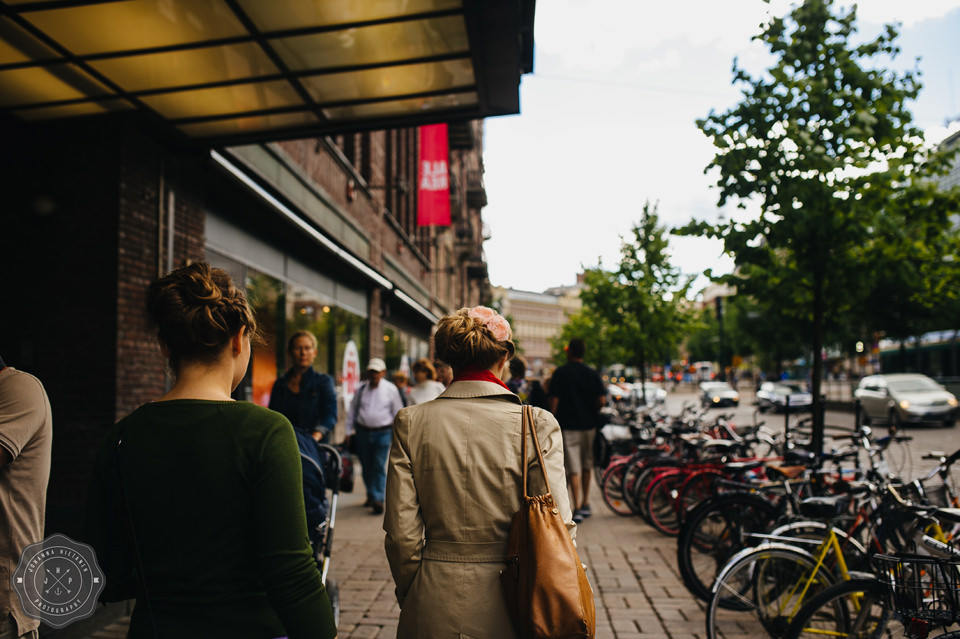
xmin=114 ymin=130 xmax=207 ymax=419
xmin=1 ymin=120 xmax=125 ymax=536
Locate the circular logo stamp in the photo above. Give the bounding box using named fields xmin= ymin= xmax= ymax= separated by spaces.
xmin=11 ymin=533 xmax=105 ymax=629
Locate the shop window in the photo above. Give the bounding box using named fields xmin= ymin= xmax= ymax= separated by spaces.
xmin=333 ymin=306 xmax=367 ymax=387
xmin=286 ymin=284 xmax=335 ymax=376
xmin=383 ymin=323 xmax=430 ymax=375
xmin=246 ymin=269 xmax=284 ymax=407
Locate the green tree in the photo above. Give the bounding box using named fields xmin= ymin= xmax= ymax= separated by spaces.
xmin=571 ymin=202 xmax=694 ymax=403
xmin=550 ymin=269 xmax=625 ymax=371
xmin=678 ymin=0 xmax=960 ymax=454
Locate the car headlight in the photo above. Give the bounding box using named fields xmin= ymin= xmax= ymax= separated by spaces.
xmin=733 ymin=394 xmax=740 ymax=402
xmin=949 ymin=397 xmax=958 ymax=407
xmin=899 ymin=400 xmax=911 ymax=410
xmin=712 ymin=396 xmax=720 ymax=403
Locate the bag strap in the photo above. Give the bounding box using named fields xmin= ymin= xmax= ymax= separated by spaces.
xmin=521 ymin=405 xmax=551 ymax=498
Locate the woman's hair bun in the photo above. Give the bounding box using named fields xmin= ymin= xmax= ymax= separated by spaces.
xmin=147 ymin=262 xmax=258 ymax=372
xmin=434 ymin=307 xmax=514 ymax=373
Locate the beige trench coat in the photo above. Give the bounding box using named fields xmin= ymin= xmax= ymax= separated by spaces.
xmin=384 ymin=380 xmax=576 ymax=639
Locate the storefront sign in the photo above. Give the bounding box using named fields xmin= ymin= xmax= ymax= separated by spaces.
xmin=342 ymin=340 xmax=360 ymax=409
xmin=417 ymin=123 xmax=451 ymax=226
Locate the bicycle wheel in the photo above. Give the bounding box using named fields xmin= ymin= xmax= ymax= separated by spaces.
xmin=645 ymin=470 xmax=687 ymax=536
xmin=706 ymin=544 xmax=834 ymax=639
xmin=676 ymin=469 xmax=725 ymax=520
xmin=628 ymin=456 xmax=681 ymax=520
xmin=941 ymin=448 xmax=960 ymax=507
xmin=677 ymin=492 xmax=780 ymax=603
xmin=633 ymin=465 xmax=678 ymax=524
xmin=600 ymin=460 xmax=634 ymax=517
xmin=782 ymin=577 xmax=906 ymax=639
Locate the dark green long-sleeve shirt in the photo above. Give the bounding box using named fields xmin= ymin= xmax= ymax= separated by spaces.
xmin=84 ymin=400 xmax=337 ymax=639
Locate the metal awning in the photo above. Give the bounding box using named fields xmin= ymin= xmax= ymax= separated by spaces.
xmin=0 ymin=0 xmax=534 ymax=145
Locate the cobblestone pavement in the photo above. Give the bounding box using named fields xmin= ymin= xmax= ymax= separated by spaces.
xmin=65 ymin=478 xmax=706 ymax=639
xmin=332 ymin=478 xmax=706 ymax=639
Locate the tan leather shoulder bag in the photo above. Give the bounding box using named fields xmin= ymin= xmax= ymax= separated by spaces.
xmin=500 ymin=405 xmax=596 ymax=638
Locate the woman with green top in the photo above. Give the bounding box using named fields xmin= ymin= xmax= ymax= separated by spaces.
xmin=84 ymin=262 xmax=337 ymax=639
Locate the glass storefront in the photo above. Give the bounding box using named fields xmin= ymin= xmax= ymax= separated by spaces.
xmin=383 ymin=322 xmax=430 ymax=375
xmin=207 ymin=249 xmax=368 ymax=408
xmin=247 ymin=268 xmax=284 ymax=407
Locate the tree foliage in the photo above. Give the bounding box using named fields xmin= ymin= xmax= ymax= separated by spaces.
xmin=559 ymin=202 xmax=694 ymax=396
xmin=677 ymin=0 xmax=960 ymax=449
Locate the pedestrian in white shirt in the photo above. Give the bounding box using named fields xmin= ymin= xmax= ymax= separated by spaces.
xmin=407 ymin=358 xmax=446 ymax=405
xmin=346 ymin=358 xmax=404 ymax=514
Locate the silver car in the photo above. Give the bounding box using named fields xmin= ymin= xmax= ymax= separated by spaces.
xmin=756 ymin=381 xmax=813 ymax=413
xmin=854 ymin=373 xmax=958 ymax=428
xmin=700 ymin=381 xmax=739 ymax=408
xmin=630 ymin=382 xmax=667 ymax=407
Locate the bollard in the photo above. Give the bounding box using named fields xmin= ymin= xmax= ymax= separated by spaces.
xmin=784 ymin=395 xmax=791 ymax=450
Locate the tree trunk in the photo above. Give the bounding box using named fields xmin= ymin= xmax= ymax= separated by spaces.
xmin=811 ymin=269 xmax=825 ymax=464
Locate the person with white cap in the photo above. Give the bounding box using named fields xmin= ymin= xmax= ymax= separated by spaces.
xmin=345 ymin=357 xmax=404 ymax=514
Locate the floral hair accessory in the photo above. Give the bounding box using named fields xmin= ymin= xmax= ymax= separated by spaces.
xmin=467 ymin=306 xmax=512 ymax=342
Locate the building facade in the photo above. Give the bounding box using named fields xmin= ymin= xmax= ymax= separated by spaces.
xmin=494 ymin=276 xmax=583 ymax=377
xmin=0 ymin=3 xmax=535 ymax=635
xmin=1 ymin=115 xmax=492 ymax=543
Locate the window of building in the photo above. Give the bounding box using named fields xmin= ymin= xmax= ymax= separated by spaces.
xmin=208 ymin=250 xmax=368 ymax=408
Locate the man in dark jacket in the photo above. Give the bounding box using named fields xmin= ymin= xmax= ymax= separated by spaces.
xmin=548 ymin=339 xmax=606 ymax=523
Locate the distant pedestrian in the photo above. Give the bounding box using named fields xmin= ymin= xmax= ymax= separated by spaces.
xmin=527 ymin=377 xmax=550 ymax=410
xmin=0 ymin=355 xmax=52 ymax=639
xmin=384 ymin=306 xmax=574 ymax=638
xmin=392 ymin=371 xmax=411 ymax=407
xmin=407 ymin=358 xmax=445 ymax=405
xmin=506 ymin=356 xmax=527 ymax=397
xmin=346 ymin=358 xmax=404 ymax=515
xmin=548 ymin=338 xmax=606 ymax=524
xmin=435 ymin=360 xmax=454 ymax=387
xmin=84 ymin=262 xmax=336 ymax=639
xmin=269 ymin=330 xmax=337 ymax=442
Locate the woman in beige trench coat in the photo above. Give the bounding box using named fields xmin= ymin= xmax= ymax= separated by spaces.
xmin=384 ymin=307 xmax=576 ymax=639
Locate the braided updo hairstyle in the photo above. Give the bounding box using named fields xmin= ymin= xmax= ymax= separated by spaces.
xmin=147 ymin=262 xmax=259 ymax=373
xmin=433 ymin=308 xmax=515 ymax=373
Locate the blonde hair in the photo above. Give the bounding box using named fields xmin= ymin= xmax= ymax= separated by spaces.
xmin=434 ymin=308 xmax=515 ymax=373
xmin=411 ymin=357 xmax=437 ymax=380
xmin=287 ymin=330 xmax=318 ymax=353
xmin=147 ymin=262 xmax=259 ymax=373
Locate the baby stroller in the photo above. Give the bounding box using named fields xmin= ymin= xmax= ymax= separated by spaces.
xmin=295 ymin=432 xmax=344 ymax=625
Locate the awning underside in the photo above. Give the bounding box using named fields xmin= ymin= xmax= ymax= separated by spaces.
xmin=0 ymin=0 xmax=534 ymax=145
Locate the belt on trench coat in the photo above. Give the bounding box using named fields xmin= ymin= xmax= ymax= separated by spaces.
xmin=420 ymin=540 xmax=505 ymax=563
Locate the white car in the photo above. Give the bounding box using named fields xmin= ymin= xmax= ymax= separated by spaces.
xmin=700 ymin=381 xmax=739 ymax=408
xmin=854 ymin=373 xmax=958 ymax=428
xmin=632 ymin=382 xmax=667 ymax=406
xmin=756 ymin=381 xmax=813 ymax=413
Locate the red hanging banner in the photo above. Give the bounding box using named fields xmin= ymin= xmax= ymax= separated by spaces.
xmin=417 ymin=124 xmax=451 ymax=226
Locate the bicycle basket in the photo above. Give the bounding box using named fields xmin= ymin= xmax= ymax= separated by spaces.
xmin=921 ymin=482 xmax=951 ymax=508
xmin=875 ymin=553 xmax=960 ymax=626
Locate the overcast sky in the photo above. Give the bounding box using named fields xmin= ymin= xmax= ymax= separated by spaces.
xmin=481 ymin=1 xmax=960 ymax=295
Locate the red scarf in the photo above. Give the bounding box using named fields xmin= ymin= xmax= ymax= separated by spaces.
xmin=453 ymin=367 xmax=511 ymax=391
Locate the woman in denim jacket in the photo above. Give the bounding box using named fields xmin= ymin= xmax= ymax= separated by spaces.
xmin=269 ymin=331 xmax=337 ymax=441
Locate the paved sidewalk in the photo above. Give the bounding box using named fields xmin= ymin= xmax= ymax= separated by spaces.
xmin=66 ymin=481 xmax=706 ymax=639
